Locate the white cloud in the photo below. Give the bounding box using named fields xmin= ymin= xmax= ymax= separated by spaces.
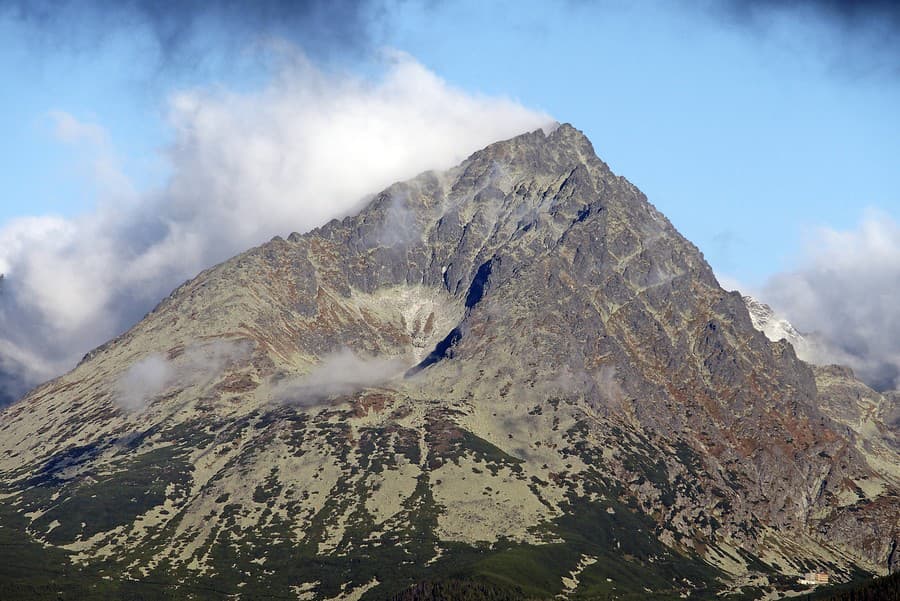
xmin=0 ymin=216 xmax=72 ymax=277
xmin=0 ymin=48 xmax=552 ymax=402
xmin=761 ymin=210 xmax=900 ymax=391
xmin=157 ymin=49 xmax=551 ymax=261
xmin=271 ymin=348 xmax=406 ymax=406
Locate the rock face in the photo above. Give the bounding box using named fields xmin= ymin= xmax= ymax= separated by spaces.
xmin=0 ymin=125 xmax=897 ymax=600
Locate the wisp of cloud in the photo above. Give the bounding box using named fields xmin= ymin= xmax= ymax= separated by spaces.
xmin=271 ymin=349 xmax=406 ymax=406
xmin=116 ymin=353 xmax=173 ymax=412
xmin=114 ymin=339 xmax=252 ymax=412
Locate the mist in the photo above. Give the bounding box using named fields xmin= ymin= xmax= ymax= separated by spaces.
xmin=271 ymin=349 xmax=406 ymax=406
xmin=114 ymin=339 xmax=252 ymax=412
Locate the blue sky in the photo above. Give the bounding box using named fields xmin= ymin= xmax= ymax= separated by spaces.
xmin=2 ymin=1 xmax=898 ymax=284
xmin=1 ymin=0 xmax=899 ymax=393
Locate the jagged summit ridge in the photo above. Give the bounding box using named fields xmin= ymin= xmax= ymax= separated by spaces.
xmin=0 ymin=124 xmax=896 ymax=601
xmin=743 ymin=295 xmax=806 ymax=349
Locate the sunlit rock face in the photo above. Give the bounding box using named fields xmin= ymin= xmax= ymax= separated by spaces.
xmin=0 ymin=125 xmax=896 ymax=600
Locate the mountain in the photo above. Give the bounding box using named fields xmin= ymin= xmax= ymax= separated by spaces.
xmin=0 ymin=125 xmax=897 ymax=601
xmin=743 ymin=297 xmax=900 ymax=517
xmin=743 ymin=296 xmax=807 ymax=352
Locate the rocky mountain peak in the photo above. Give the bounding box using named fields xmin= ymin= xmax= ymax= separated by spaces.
xmin=743 ymin=295 xmax=806 ymax=349
xmin=0 ymin=125 xmax=896 ymax=601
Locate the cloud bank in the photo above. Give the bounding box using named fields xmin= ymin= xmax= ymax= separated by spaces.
xmin=762 ymin=212 xmax=900 ymax=391
xmin=0 ymin=49 xmax=551 ymax=404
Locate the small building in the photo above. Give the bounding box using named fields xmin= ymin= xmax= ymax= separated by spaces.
xmin=798 ymin=572 xmax=830 ymax=585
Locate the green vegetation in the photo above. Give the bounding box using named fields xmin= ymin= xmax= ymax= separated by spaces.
xmin=0 ymin=498 xmax=108 ymax=600
xmin=458 ymin=494 xmax=722 ymax=600
xmin=28 ymin=446 xmax=191 ymax=545
xmin=0 ymin=413 xmax=883 ymax=601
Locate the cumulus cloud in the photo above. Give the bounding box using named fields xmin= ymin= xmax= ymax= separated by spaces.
xmin=761 ymin=211 xmax=900 ymax=391
xmin=114 ymin=339 xmax=252 ymax=412
xmin=271 ymin=349 xmax=406 ymax=406
xmin=0 ymin=49 xmax=550 ymax=405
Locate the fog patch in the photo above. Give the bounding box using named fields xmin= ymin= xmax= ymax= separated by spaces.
xmin=271 ymin=349 xmax=406 ymax=406
xmin=536 ymin=366 xmax=595 ymax=399
xmin=594 ymin=364 xmax=627 ymax=406
xmin=531 ymin=364 xmax=627 ymax=416
xmin=114 ymin=338 xmax=252 ymax=412
xmin=116 ymin=354 xmax=173 ymax=412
